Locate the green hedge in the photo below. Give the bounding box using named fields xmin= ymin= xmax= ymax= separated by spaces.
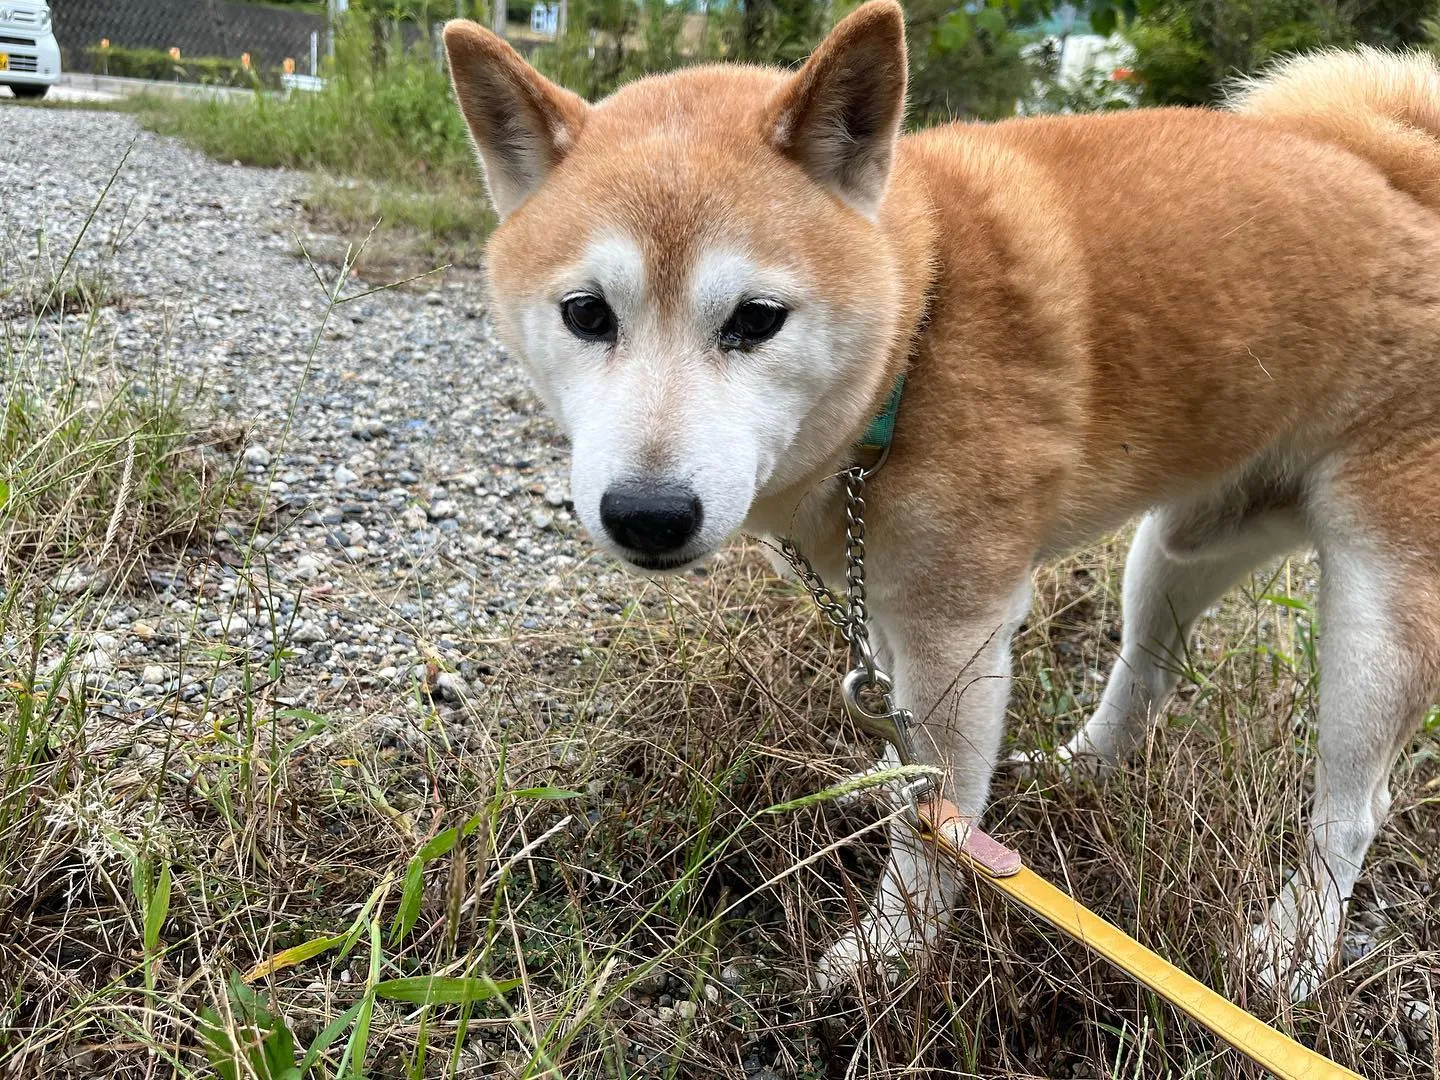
xmin=84 ymin=45 xmax=283 ymax=89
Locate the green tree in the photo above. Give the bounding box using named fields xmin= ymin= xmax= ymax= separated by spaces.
xmin=1125 ymin=0 xmax=1438 ymax=105
xmin=725 ymin=0 xmax=829 ymax=63
xmin=904 ymin=0 xmax=1054 ymax=121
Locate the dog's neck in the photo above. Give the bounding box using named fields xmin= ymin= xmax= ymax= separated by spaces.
xmin=744 ymin=160 xmax=938 ymax=552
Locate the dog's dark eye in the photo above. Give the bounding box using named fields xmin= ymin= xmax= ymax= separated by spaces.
xmin=561 ymin=293 xmax=616 ymax=342
xmin=720 ymin=300 xmax=787 ymax=349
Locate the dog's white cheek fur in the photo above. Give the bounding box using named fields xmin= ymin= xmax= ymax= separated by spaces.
xmin=552 ymin=313 xmax=861 ymax=563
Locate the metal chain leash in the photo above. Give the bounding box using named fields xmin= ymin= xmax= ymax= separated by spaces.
xmin=778 ymin=465 xmax=870 ymax=651
xmin=777 ymin=465 xmax=927 ymax=774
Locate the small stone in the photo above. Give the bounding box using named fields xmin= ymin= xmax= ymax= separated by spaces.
xmin=428 ymin=499 xmax=459 ymax=521
xmin=530 ymin=511 xmax=554 ymax=531
xmin=1404 ymin=1000 xmax=1433 ymax=1047
xmin=655 ymin=1006 xmax=676 ymax=1025
xmin=673 ymin=1001 xmax=697 ymax=1021
xmin=333 ymin=464 xmax=360 ymax=487
xmin=79 ymin=649 xmax=113 ymax=674
xmin=243 ymin=444 xmax=271 ymax=468
xmin=52 ymin=565 xmax=106 ymax=596
xmin=703 ymin=984 xmax=721 ymax=1006
xmin=634 ymin=969 xmax=667 ymax=996
xmin=291 ymin=620 xmax=327 ymax=643
xmin=206 ymin=614 xmax=249 ymax=640
xmin=543 ymin=487 xmax=568 ymax=508
xmin=720 ymin=964 xmax=742 ymax=987
xmin=319 ymin=506 xmax=344 ymax=525
xmin=131 ymin=621 xmax=156 ymax=641
xmin=434 ymin=672 xmax=467 ymax=702
xmin=292 ymin=554 xmax=322 ymax=581
xmin=402 ymin=505 xmax=429 ymax=530
xmin=141 ymin=665 xmax=166 ymax=686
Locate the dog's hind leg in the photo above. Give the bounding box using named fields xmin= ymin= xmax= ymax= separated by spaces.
xmin=1056 ymin=493 xmax=1305 ymax=774
xmin=1251 ymin=454 xmax=1440 ymax=999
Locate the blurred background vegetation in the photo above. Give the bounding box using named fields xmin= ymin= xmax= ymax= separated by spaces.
xmin=123 ymin=0 xmax=1440 ymax=267
xmin=241 ymin=0 xmax=1440 ymax=165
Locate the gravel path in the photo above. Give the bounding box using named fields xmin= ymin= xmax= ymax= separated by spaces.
xmin=3 ymin=106 xmax=636 ymax=732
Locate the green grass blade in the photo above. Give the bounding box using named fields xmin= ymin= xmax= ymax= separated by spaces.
xmin=243 ymin=933 xmax=349 ymax=983
xmin=297 ymin=999 xmax=366 ymax=1074
xmin=143 ymin=862 xmax=171 ymax=954
xmin=372 ymin=976 xmax=522 ymax=1006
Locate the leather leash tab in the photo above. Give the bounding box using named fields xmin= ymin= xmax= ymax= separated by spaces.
xmin=915 ymin=797 xmax=1022 ymax=876
xmin=959 ymin=824 xmax=1023 ymax=877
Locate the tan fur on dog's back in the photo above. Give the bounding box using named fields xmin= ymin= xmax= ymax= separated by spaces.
xmin=1232 ymin=46 xmax=1440 ymax=213
xmin=875 ymin=86 xmax=1440 ymax=569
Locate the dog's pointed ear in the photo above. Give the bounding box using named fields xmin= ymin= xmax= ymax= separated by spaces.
xmin=762 ymin=0 xmax=908 ymax=216
xmin=443 ymin=20 xmax=588 ymax=219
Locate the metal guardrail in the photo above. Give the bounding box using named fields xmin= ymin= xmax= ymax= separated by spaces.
xmin=56 ymin=71 xmax=264 ymax=101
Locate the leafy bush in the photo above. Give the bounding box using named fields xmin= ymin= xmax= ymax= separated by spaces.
xmin=136 ymin=21 xmax=474 ymax=184
xmin=532 ymin=0 xmax=700 ymax=99
xmin=906 ymin=0 xmax=1048 ymax=123
xmin=531 ymin=0 xmax=1048 ymax=118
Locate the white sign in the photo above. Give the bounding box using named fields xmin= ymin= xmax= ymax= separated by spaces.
xmin=531 ymin=3 xmax=559 ymax=36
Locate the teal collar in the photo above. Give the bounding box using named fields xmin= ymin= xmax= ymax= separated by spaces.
xmin=855 ymin=373 xmax=905 ymax=468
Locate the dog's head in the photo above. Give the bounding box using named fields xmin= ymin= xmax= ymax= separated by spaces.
xmin=445 ymin=1 xmax=912 ymax=571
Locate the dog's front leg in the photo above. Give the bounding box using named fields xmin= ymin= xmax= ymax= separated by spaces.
xmin=817 ymin=578 xmax=1032 ymax=988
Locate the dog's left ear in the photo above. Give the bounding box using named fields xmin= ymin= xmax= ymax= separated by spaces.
xmin=443 ymin=20 xmax=589 ymax=219
xmin=762 ymin=0 xmax=908 ymax=217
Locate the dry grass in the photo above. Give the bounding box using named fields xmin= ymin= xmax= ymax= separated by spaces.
xmin=3 ymin=523 xmax=1437 ymax=1077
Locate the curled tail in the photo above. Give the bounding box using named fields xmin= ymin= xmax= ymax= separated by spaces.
xmin=1229 ymin=46 xmax=1440 ymax=213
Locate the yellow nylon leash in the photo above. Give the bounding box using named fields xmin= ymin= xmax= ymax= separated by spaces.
xmin=919 ymin=810 xmax=1365 ymax=1080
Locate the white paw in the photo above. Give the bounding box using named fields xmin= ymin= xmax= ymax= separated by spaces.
xmin=1248 ymin=875 xmax=1341 ymax=1002
xmin=814 ymin=927 xmax=877 ymax=992
xmin=1002 ymin=740 xmax=1116 ymax=781
xmin=815 ymin=913 xmax=934 ymax=992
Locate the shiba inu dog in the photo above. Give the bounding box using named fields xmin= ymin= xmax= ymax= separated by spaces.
xmin=442 ymin=2 xmax=1440 ymax=999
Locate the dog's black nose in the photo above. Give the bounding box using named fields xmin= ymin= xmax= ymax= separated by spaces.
xmin=599 ymin=481 xmax=702 ymax=555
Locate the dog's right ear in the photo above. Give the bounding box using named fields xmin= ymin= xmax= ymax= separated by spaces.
xmin=443 ymin=20 xmax=588 ymax=219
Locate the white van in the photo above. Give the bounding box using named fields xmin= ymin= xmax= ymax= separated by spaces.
xmin=0 ymin=1 xmax=60 ymax=99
